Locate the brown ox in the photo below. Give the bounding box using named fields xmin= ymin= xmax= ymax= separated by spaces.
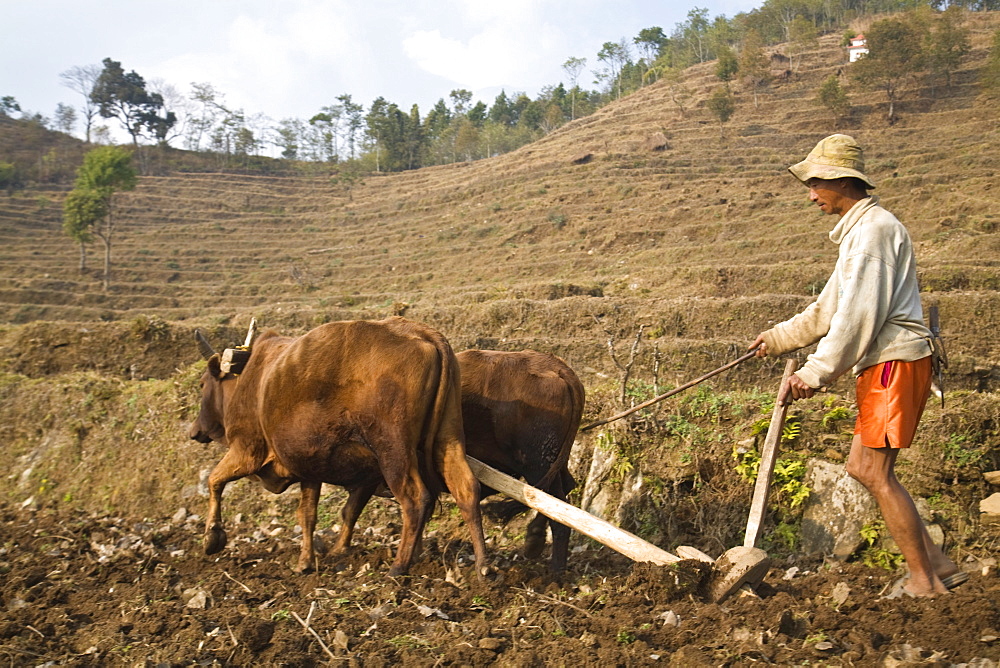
xmin=189 ymin=317 xmax=488 ymax=577
xmin=457 ymin=349 xmax=585 ymax=572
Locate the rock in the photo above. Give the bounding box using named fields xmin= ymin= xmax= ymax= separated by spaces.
xmin=478 ymin=637 xmax=504 ymax=651
xmin=981 ymin=493 xmax=1000 ymax=524
xmin=645 ymin=132 xmax=669 ymax=151
xmin=800 ymin=459 xmax=878 ymax=559
xmin=171 ymin=507 xmax=188 ymax=524
xmin=182 ymin=588 xmax=211 ymax=609
xmin=830 ymin=581 xmax=851 ymax=608
xmin=659 ymin=610 xmax=680 ymax=627
xmin=822 ymin=447 xmax=845 ymax=462
xmin=984 ymin=471 xmax=1000 ymax=485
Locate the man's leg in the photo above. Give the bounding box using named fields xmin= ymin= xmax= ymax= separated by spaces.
xmin=846 ymin=434 xmax=950 ymax=596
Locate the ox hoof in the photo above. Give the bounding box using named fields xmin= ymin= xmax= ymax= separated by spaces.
xmin=204 ymin=528 xmax=228 ymax=556
xmin=292 ymin=558 xmax=315 ymax=574
xmin=523 ymin=532 xmax=546 ymax=560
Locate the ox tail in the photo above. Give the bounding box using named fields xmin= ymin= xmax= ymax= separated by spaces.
xmin=420 ymin=330 xmax=462 ymax=497
xmin=535 ymin=366 xmax=586 ymax=494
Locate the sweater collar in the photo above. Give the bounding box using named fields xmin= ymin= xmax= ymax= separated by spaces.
xmin=829 ymin=195 xmax=879 ymax=244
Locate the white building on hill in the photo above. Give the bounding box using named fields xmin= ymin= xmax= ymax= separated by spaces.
xmin=849 ymin=34 xmax=868 ymax=62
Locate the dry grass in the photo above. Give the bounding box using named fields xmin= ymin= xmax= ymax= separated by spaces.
xmin=0 ymin=13 xmax=999 ymax=390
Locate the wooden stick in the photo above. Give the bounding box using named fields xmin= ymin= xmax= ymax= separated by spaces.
xmin=743 ymin=358 xmax=798 ymax=549
xmin=466 ymin=456 xmax=681 ymax=565
xmin=291 ymin=610 xmax=338 ymax=662
xmin=580 ymin=349 xmax=759 ymax=431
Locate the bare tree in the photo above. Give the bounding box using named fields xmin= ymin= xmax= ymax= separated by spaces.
xmin=562 ymin=57 xmax=587 ymax=120
xmin=59 ymin=64 xmax=101 ymax=142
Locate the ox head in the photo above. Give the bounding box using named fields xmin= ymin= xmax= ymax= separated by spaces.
xmin=188 ymin=321 xmax=257 ymax=444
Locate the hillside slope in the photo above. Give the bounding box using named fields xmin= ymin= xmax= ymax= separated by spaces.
xmin=1 ymin=19 xmax=998 ymax=391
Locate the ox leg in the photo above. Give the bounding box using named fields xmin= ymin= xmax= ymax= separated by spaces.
xmin=546 ymin=470 xmax=576 ymax=573
xmin=437 ymin=442 xmax=489 ymax=578
xmin=383 ymin=469 xmax=433 ymax=576
xmin=524 ymin=512 xmax=548 ymax=560
xmin=332 ymin=484 xmax=377 ymax=555
xmin=204 ymin=448 xmax=261 ymax=556
xmin=294 ymin=482 xmax=322 ymax=573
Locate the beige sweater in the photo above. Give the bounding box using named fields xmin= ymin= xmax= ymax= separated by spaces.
xmin=761 ymin=196 xmax=931 ymax=389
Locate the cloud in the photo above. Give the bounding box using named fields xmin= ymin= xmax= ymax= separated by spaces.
xmin=401 ymin=4 xmax=568 ymax=92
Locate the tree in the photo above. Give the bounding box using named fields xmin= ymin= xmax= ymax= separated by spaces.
xmin=337 ymin=94 xmax=364 ymax=159
xmin=90 ymin=58 xmax=176 ymax=146
xmin=817 ymin=74 xmax=850 ymax=121
xmin=54 ymin=103 xmax=77 ymax=134
xmin=682 ymin=7 xmax=712 ymax=64
xmin=0 ymin=96 xmax=20 ymax=117
xmin=562 ymin=57 xmax=587 ymax=119
xmin=739 ymin=30 xmax=771 ymax=109
xmin=926 ymin=6 xmax=970 ymax=89
xmin=788 ymin=15 xmax=818 ymax=72
xmin=62 ymin=188 xmax=103 ymax=271
xmin=59 ymin=64 xmax=101 ymax=142
xmin=64 ymin=146 xmax=137 ymax=290
xmin=851 ymin=18 xmax=925 ymax=124
xmin=597 ymin=39 xmax=632 ymax=99
xmin=634 ymin=27 xmax=667 ymax=83
xmin=715 ymin=46 xmax=739 ymax=83
xmin=707 ymin=85 xmax=736 ymax=136
xmin=449 ymin=89 xmax=473 ymax=115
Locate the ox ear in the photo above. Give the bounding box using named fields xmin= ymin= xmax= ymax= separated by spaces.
xmin=195 ymin=329 xmax=216 ymax=360
xmin=206 ymin=354 xmax=224 ymax=379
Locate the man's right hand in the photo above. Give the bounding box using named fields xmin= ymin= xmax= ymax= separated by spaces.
xmin=779 ymin=373 xmax=815 ymax=405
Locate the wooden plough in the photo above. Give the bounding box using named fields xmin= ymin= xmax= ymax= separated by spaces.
xmin=466 ymin=356 xmax=799 ymax=603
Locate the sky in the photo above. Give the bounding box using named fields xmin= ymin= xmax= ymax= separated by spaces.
xmin=2 ymin=0 xmax=761 ymax=140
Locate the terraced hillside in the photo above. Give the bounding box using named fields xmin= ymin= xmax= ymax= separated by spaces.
xmin=2 ymin=22 xmax=999 ymax=393
xmin=1 ymin=17 xmax=999 ymax=666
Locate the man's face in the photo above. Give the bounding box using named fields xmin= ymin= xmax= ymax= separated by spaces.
xmin=805 ymin=178 xmax=857 ymax=216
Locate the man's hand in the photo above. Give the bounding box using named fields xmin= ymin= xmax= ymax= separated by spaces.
xmin=779 ymin=373 xmax=815 ymax=405
xmin=750 ymin=335 xmax=768 ymax=358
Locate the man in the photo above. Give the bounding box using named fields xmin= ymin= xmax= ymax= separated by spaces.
xmin=750 ymin=134 xmax=966 ymax=598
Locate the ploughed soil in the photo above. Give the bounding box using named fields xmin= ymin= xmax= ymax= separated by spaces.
xmin=2 ymin=500 xmax=998 ymax=667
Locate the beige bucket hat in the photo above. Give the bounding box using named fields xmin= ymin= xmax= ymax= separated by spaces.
xmin=788 ymin=134 xmax=876 ymax=189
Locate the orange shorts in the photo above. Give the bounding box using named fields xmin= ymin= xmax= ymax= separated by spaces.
xmin=854 ymin=356 xmax=932 ymax=449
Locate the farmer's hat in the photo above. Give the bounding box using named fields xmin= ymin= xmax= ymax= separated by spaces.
xmin=788 ymin=134 xmax=876 ymax=189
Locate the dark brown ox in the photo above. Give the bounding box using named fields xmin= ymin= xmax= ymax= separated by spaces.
xmin=457 ymin=349 xmax=584 ymax=572
xmin=189 ymin=317 xmax=488 ymax=577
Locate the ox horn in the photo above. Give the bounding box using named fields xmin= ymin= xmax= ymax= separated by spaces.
xmin=195 ymin=329 xmax=216 ymax=360
xmin=243 ymin=317 xmax=259 ymax=350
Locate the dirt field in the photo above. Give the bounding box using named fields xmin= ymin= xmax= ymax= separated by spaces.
xmin=2 ymin=496 xmax=998 ymax=667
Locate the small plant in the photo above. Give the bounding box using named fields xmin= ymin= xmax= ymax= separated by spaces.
xmin=616 ymin=629 xmax=636 ymax=644
xmin=943 ymin=433 xmax=985 ymax=467
xmin=822 ymin=406 xmax=852 ymax=430
xmin=859 ymin=521 xmax=904 ymax=571
xmin=271 ymin=609 xmax=292 ymax=621
xmin=470 ymin=595 xmax=492 ymax=611
xmin=547 ymin=211 xmax=567 ymax=229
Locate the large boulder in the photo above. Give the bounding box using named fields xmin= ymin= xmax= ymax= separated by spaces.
xmin=799 ymin=458 xmax=878 ymax=559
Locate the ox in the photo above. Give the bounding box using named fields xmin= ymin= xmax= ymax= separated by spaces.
xmin=189 ymin=317 xmax=488 ymax=577
xmin=456 ymin=349 xmax=585 ymax=572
